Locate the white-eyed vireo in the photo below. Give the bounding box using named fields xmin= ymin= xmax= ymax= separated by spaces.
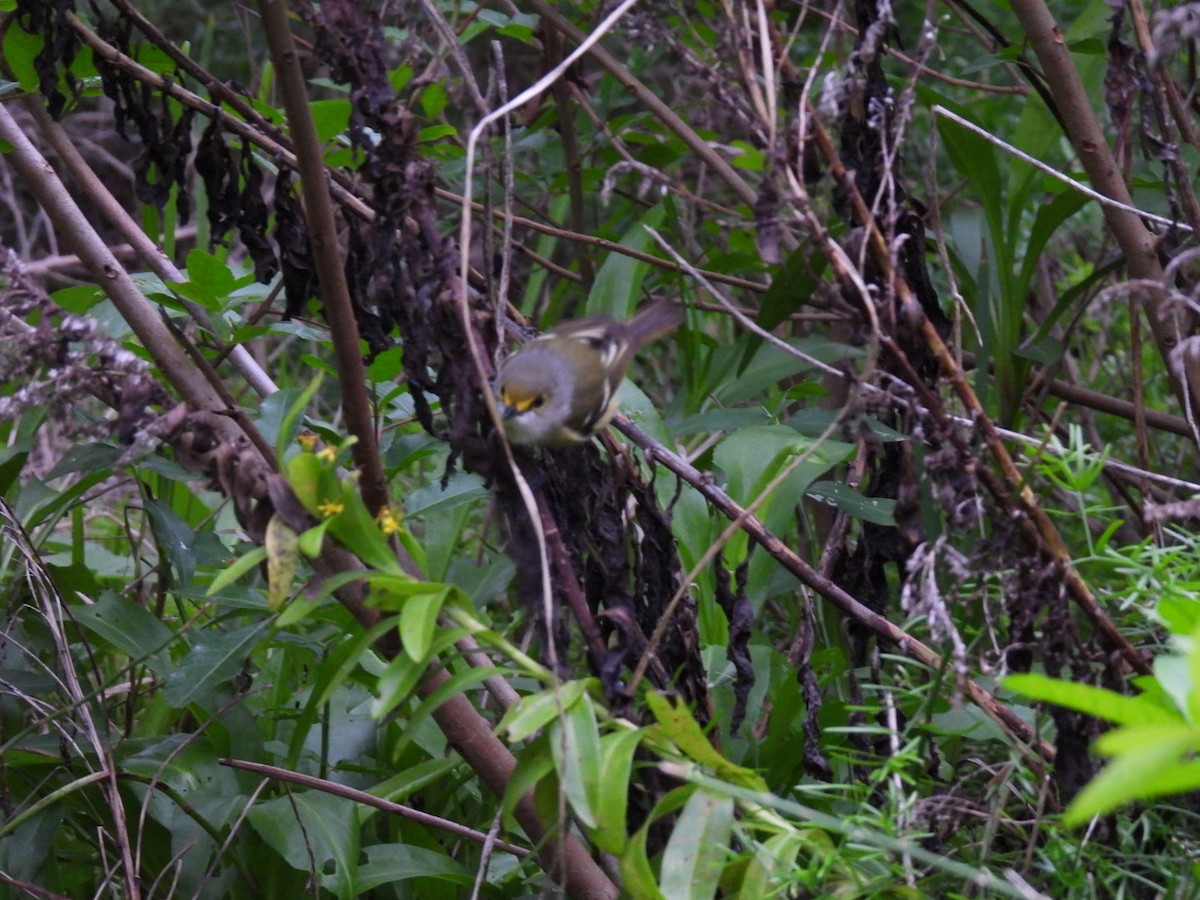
xmin=494 ymin=301 xmax=682 ymax=447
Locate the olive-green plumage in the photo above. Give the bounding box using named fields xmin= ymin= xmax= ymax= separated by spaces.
xmin=494 ymin=301 xmax=682 ymax=447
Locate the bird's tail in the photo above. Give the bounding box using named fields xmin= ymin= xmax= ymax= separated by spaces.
xmin=626 ymin=300 xmax=684 ymax=349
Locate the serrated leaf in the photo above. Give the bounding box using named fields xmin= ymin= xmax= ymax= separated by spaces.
xmin=646 ymin=692 xmax=763 ymax=789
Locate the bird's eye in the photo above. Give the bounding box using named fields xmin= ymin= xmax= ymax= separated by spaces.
xmin=531 ymin=395 xmax=546 ymax=409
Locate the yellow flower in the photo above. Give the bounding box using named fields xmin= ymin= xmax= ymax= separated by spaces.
xmin=317 ymin=447 xmax=337 ymax=463
xmin=297 ymin=432 xmax=318 ymax=451
xmin=317 ymin=500 xmax=344 ymax=518
xmin=378 ymin=507 xmax=403 ymax=535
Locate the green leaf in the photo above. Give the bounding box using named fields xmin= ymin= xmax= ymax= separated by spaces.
xmin=3 ymin=24 xmax=43 ymax=93
xmin=501 ymin=732 xmax=555 ymax=829
xmin=175 ymin=248 xmax=236 ymax=308
xmin=937 ymin=113 xmax=1005 ymax=264
xmin=72 ymin=592 xmax=174 ymax=676
xmin=588 ymin=204 xmax=666 ymax=321
xmin=418 ymin=124 xmax=457 ymax=142
xmin=398 ymin=585 xmax=449 ymax=662
xmin=163 ymin=623 xmax=267 ymax=708
xmin=592 ymin=727 xmax=646 ymax=853
xmin=1064 ymin=734 xmax=1200 ymax=826
xmin=550 ymin=692 xmax=602 ymax=827
xmin=45 ymin=443 xmax=121 ymax=480
xmin=310 ymin=98 xmax=351 ymax=142
xmin=258 ymin=385 xmax=312 ymax=459
xmin=144 ymin=497 xmax=198 ymax=585
xmin=673 ymin=408 xmax=773 ymax=437
xmin=247 ymin=790 xmax=360 ymax=898
xmin=499 ymin=680 xmax=591 ymax=743
xmin=620 ymin=785 xmax=696 ymax=900
xmin=806 ymin=480 xmax=896 ymax=526
xmin=1093 ymin=722 xmax=1200 ymax=756
xmin=420 ymin=82 xmax=447 ymax=117
xmin=713 ymin=425 xmax=853 ymax=538
xmin=646 ymin=692 xmax=762 ymax=789
xmin=659 ymin=788 xmax=734 ymax=900
xmin=406 ymin=472 xmax=487 ymax=517
xmin=738 ymin=832 xmax=806 ymax=898
xmin=620 ymin=377 xmax=672 ymax=446
xmin=372 ymin=628 xmax=470 ymax=724
xmin=206 ymin=546 xmax=266 ymax=596
xmin=356 ymin=843 xmax=471 ymax=891
xmin=1004 ymin=673 xmax=1181 ymax=727
xmin=1013 ymin=187 xmax=1088 ymax=304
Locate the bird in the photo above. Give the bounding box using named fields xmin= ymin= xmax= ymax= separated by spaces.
xmin=494 ymin=300 xmax=683 ymax=447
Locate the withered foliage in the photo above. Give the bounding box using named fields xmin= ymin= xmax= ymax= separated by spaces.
xmin=13 ymin=0 xmax=81 ymax=118
xmin=0 ymin=252 xmax=168 ymax=451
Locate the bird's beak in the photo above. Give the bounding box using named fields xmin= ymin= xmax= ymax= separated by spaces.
xmin=500 ymin=403 xmax=517 ymax=421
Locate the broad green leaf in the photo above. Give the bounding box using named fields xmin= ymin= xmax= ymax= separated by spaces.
xmin=713 ymin=425 xmax=854 ymax=538
xmin=328 ymin=480 xmax=402 ymax=574
xmin=673 ymin=408 xmax=773 ymax=437
xmin=1064 ymin=738 xmax=1200 ymax=827
xmin=588 ymin=204 xmax=666 ymax=321
xmin=937 ymin=114 xmax=1005 ymax=265
xmin=176 ymin=248 xmax=236 ymax=308
xmin=806 ymin=480 xmax=896 ymax=526
xmin=394 ymin=665 xmax=505 ymax=751
xmin=163 ymin=623 xmax=267 ymax=708
xmin=368 ymin=627 xmax=471 ymax=723
xmin=45 ymin=443 xmax=121 ymax=480
xmin=592 ymin=727 xmax=647 ymax=853
xmin=1013 ymin=187 xmax=1089 ymax=303
xmin=262 ymin=375 xmax=321 ymax=458
xmin=501 ymin=733 xmax=555 ymax=829
xmin=1093 ymin=723 xmax=1200 ymax=756
xmin=659 ymin=789 xmax=734 ymax=900
xmin=620 ymin=785 xmax=696 ymax=900
xmin=406 ymin=471 xmax=487 ymax=517
xmin=355 ymin=843 xmax=471 ymax=891
xmin=247 ymin=791 xmax=360 ymax=898
xmin=620 ymin=377 xmax=672 ymax=447
xmin=550 ymin=693 xmax=602 ymax=827
xmin=752 ymin=245 xmax=825 ymax=352
xmin=499 ymin=680 xmax=590 ymax=743
xmin=207 ymin=546 xmax=266 ymax=596
xmin=398 ymin=586 xmax=449 ymax=662
xmin=310 ymin=98 xmax=351 ymax=142
xmin=646 ymin=692 xmax=762 ymax=789
xmin=72 ymin=592 xmax=174 ymax=676
xmin=144 ymin=498 xmax=198 ymax=585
